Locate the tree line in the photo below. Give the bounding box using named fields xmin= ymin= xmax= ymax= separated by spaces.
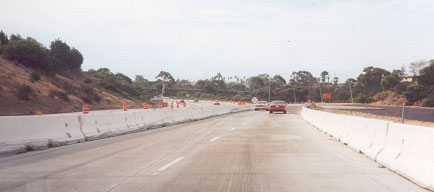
xmin=1 ymin=29 xmax=433 ymax=106
xmin=0 ymin=30 xmax=83 ymax=75
xmin=85 ymin=62 xmax=434 ymax=107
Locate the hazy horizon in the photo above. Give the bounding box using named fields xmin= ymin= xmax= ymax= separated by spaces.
xmin=1 ymin=0 xmax=433 ymax=82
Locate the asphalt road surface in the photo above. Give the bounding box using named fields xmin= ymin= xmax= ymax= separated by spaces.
xmin=0 ymin=108 xmax=427 ymax=191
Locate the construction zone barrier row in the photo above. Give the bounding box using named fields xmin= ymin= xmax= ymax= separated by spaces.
xmin=0 ymin=105 xmax=253 ymax=157
xmin=300 ymin=107 xmax=434 ymax=191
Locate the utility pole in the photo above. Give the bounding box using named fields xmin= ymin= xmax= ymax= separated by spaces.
xmin=401 ymin=102 xmax=406 ymax=123
xmin=319 ymin=83 xmax=324 ymax=103
xmin=349 ymin=80 xmax=354 ymax=103
xmin=292 ymin=86 xmax=297 ymax=103
xmin=268 ymin=78 xmax=271 ymax=103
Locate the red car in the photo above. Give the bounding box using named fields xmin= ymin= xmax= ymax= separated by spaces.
xmin=269 ymin=100 xmax=287 ymax=114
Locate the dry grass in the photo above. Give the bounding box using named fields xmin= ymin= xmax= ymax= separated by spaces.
xmin=0 ymin=57 xmax=144 ymax=115
xmin=322 ymin=108 xmax=434 ymax=128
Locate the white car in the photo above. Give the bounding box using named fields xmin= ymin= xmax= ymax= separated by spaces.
xmin=255 ymin=101 xmax=268 ymax=111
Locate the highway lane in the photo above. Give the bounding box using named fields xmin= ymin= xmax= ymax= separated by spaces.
xmin=0 ymin=109 xmax=428 ymax=191
xmin=61 ymin=100 xmax=233 ymax=115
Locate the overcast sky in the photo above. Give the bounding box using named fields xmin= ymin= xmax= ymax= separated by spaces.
xmin=1 ymin=0 xmax=433 ymax=82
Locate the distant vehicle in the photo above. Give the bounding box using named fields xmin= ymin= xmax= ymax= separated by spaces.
xmin=214 ymin=100 xmax=220 ymax=105
xmin=255 ymin=101 xmax=268 ymax=111
xmin=194 ymin=98 xmax=199 ymax=103
xmin=180 ymin=99 xmax=185 ymax=103
xmin=269 ymin=100 xmax=287 ymax=114
xmin=150 ymin=96 xmax=163 ymax=104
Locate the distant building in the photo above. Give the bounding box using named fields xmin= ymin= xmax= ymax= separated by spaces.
xmin=401 ymin=76 xmax=416 ymax=83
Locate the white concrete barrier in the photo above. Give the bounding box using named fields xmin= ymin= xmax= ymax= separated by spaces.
xmin=0 ymin=104 xmax=254 ymax=156
xmin=300 ymin=107 xmax=434 ymax=191
xmin=0 ymin=114 xmax=85 ymax=155
xmin=376 ymin=123 xmax=434 ymax=190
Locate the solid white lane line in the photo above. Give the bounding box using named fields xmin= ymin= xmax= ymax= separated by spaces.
xmin=230 ymin=128 xmax=236 ymax=131
xmin=158 ymin=157 xmax=184 ymax=171
xmin=209 ymin=136 xmax=219 ymax=142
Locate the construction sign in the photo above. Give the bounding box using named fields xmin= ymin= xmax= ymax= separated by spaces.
xmin=322 ymin=93 xmax=332 ymax=100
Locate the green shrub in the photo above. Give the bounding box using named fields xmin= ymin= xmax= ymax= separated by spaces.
xmin=193 ymin=92 xmax=201 ymax=98
xmin=93 ymin=93 xmax=102 ymax=103
xmin=80 ymin=96 xmax=91 ymax=103
xmin=381 ymin=71 xmax=400 ymax=90
xmin=422 ymin=95 xmax=434 ymax=107
xmin=394 ymin=82 xmax=409 ymax=94
xmin=81 ymin=85 xmax=94 ymax=95
xmin=17 ymin=84 xmax=34 ymax=100
xmin=139 ymin=92 xmax=153 ymax=101
xmin=354 ymin=93 xmax=373 ymax=103
xmin=83 ymin=78 xmax=92 ymax=84
xmin=29 ymin=72 xmax=40 ymax=83
xmin=418 ymin=61 xmax=434 ymax=87
xmin=4 ymin=38 xmax=51 ymax=70
xmin=200 ymin=93 xmax=214 ymax=99
xmin=49 ymin=90 xmax=69 ymax=101
xmin=404 ymin=84 xmax=427 ymax=105
xmin=373 ymin=91 xmax=390 ymax=101
xmin=79 ymin=85 xmax=101 ymax=103
xmin=62 ymin=83 xmax=76 ymax=94
xmin=177 ymin=91 xmax=188 ymax=98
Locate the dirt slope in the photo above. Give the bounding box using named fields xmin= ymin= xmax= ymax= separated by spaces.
xmin=0 ymin=57 xmax=141 ymax=116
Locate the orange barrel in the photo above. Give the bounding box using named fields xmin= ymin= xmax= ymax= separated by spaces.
xmin=158 ymin=103 xmax=162 ymax=109
xmin=123 ymin=103 xmax=128 ymax=111
xmin=177 ymin=103 xmax=179 ymax=108
xmin=82 ymin=104 xmax=89 ymax=114
xmin=171 ymin=102 xmax=174 ymax=109
xmin=143 ymin=103 xmax=148 ymax=109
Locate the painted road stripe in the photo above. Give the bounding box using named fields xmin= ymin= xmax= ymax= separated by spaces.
xmin=209 ymin=136 xmax=219 ymax=142
xmin=158 ymin=157 xmax=184 ymax=171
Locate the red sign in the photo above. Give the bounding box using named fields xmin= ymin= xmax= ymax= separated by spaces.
xmin=322 ymin=93 xmax=332 ymax=100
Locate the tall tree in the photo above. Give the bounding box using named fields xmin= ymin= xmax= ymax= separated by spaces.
xmin=357 ymin=67 xmax=390 ymax=96
xmin=211 ymin=73 xmax=226 ymax=90
xmin=320 ymin=71 xmax=329 ymax=83
xmin=50 ymin=39 xmax=71 ymax=71
xmin=418 ymin=60 xmax=434 ymax=87
xmin=68 ymin=48 xmax=83 ymax=71
xmin=155 ymin=71 xmax=174 ymax=96
xmin=381 ymin=70 xmax=401 ymax=90
xmin=273 ymin=75 xmax=286 ymax=85
xmin=0 ymin=30 xmax=8 ymax=46
xmin=333 ymin=77 xmax=339 ymax=85
xmin=248 ymin=76 xmax=265 ymax=90
xmin=409 ymin=60 xmax=428 ymax=76
xmin=9 ymin=34 xmax=22 ymax=42
xmin=290 ymin=71 xmax=316 ymax=86
xmin=115 ymin=73 xmax=132 ymax=84
xmin=134 ymin=75 xmax=150 ymax=88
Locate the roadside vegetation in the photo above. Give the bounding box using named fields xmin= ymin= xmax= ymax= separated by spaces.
xmin=0 ymin=29 xmax=433 ymax=110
